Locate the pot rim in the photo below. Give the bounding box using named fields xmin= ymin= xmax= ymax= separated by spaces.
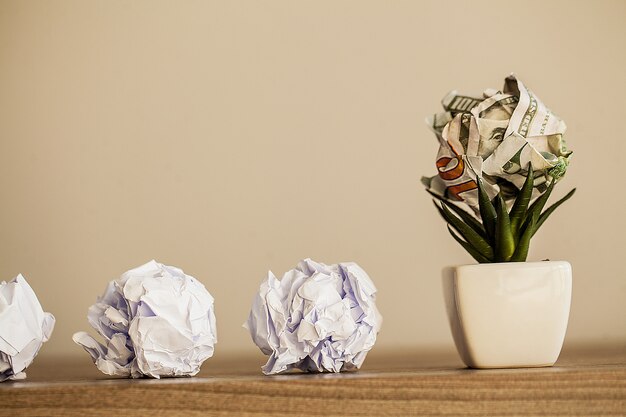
xmin=444 ymin=260 xmax=571 ymax=271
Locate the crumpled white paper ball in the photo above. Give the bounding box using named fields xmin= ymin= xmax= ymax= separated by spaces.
xmin=73 ymin=260 xmax=217 ymax=379
xmin=0 ymin=274 xmax=55 ymax=382
xmin=245 ymin=258 xmax=383 ymax=375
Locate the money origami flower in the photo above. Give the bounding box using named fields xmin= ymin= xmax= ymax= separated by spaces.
xmin=0 ymin=274 xmax=55 ymax=382
xmin=245 ymin=258 xmax=382 ymax=375
xmin=423 ymin=74 xmax=572 ymax=212
xmin=73 ymin=260 xmax=217 ymax=379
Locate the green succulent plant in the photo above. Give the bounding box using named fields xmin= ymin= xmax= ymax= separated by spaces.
xmin=431 ymin=167 xmax=576 ymax=263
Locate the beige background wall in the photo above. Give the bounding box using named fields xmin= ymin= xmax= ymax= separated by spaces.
xmin=1 ymin=0 xmax=624 ymax=359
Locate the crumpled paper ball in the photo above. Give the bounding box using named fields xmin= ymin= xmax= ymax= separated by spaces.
xmin=245 ymin=258 xmax=383 ymax=375
xmin=73 ymin=260 xmax=217 ymax=379
xmin=0 ymin=274 xmax=55 ymax=382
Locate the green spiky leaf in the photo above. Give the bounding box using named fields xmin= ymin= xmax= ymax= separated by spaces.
xmin=435 ymin=201 xmax=494 ymax=260
xmin=427 ymin=170 xmax=575 ymax=264
xmin=533 ymin=188 xmax=576 ymax=236
xmin=447 ymin=226 xmax=492 ymax=263
xmin=509 ymin=165 xmax=534 ymax=237
xmin=525 ymin=180 xmax=555 ymax=225
xmin=477 ymin=178 xmax=497 ymax=243
xmin=427 ymin=189 xmax=487 ymax=239
xmin=510 ymin=211 xmax=538 ymax=262
xmin=494 ymin=194 xmax=515 ymax=262
xmin=440 ymin=200 xmax=487 ymax=240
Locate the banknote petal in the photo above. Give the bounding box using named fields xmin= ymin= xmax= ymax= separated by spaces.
xmin=425 ymin=74 xmax=573 ymax=214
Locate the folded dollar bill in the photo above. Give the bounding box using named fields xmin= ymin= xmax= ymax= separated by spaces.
xmin=423 ymin=75 xmax=572 ymax=212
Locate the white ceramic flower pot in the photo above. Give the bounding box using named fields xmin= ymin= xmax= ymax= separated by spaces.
xmin=442 ymin=261 xmax=572 ymax=369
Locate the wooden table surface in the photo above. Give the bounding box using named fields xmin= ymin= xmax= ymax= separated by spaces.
xmin=1 ymin=344 xmax=624 ymax=417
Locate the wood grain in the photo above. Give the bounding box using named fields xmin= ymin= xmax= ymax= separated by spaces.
xmin=1 ymin=345 xmax=625 ymax=417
